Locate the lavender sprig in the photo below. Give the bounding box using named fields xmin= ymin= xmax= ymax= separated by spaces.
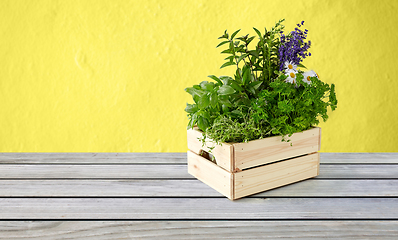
xmin=278 ymin=21 xmax=311 ymax=70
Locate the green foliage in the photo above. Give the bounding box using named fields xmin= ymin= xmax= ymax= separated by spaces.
xmin=250 ymin=73 xmax=338 ymax=140
xmin=184 ymin=71 xmax=256 ymax=131
xmin=217 ymin=20 xmax=285 ymax=93
xmin=205 ymin=107 xmax=272 ymax=143
xmin=184 ymin=20 xmax=338 ymax=145
xmin=185 ymin=21 xmax=285 ymax=132
xmin=202 ymin=72 xmax=337 ymax=143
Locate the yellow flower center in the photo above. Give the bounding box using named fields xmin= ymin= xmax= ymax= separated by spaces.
xmin=307 ymin=76 xmax=311 ymax=81
xmin=288 ymin=64 xmax=293 ymax=69
xmin=290 ymin=72 xmax=295 ymax=78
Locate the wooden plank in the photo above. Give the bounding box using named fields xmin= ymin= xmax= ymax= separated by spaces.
xmin=0 ymin=164 xmax=398 ymax=179
xmin=234 ymin=153 xmax=319 ymax=199
xmin=255 ymin=179 xmax=398 ymax=197
xmin=318 ymin=127 xmax=322 ymax=151
xmin=234 ymin=127 xmax=320 ymax=170
xmin=187 ymin=151 xmax=233 ymax=199
xmin=0 ymin=179 xmax=397 ymax=197
xmin=0 ymin=198 xmax=397 ymax=219
xmin=0 ymin=152 xmax=187 ymax=164
xmin=0 ymin=165 xmax=191 ymax=179
xmin=1 ymin=221 xmax=397 ymax=239
xmin=1 ymin=153 xmax=397 ymax=164
xmin=319 ymin=165 xmax=398 ymax=179
xmin=187 ymin=128 xmax=234 ymax=171
xmin=320 ymin=153 xmax=398 ymax=164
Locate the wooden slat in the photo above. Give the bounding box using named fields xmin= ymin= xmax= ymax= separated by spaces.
xmin=0 ymin=179 xmax=397 ymax=197
xmin=1 ymin=153 xmax=397 ymax=164
xmin=234 ymin=153 xmax=319 ymax=199
xmin=0 ymin=221 xmax=397 ymax=239
xmin=0 ymin=198 xmax=397 ymax=219
xmin=319 ymin=165 xmax=398 ymax=178
xmin=320 ymin=153 xmax=398 ymax=164
xmin=187 ymin=128 xmax=234 ymax=171
xmin=187 ymin=151 xmax=233 ymax=199
xmin=1 ymin=164 xmax=397 ymax=179
xmin=318 ymin=127 xmax=322 ymax=151
xmin=256 ymin=179 xmax=398 ymax=197
xmin=0 ymin=152 xmax=187 ymax=164
xmin=234 ymin=127 xmax=320 ymax=170
xmin=0 ymin=165 xmax=191 ymax=179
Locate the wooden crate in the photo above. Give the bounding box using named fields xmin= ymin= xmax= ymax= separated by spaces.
xmin=187 ymin=127 xmax=321 ymax=200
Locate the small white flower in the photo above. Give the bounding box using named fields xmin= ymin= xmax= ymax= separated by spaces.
xmin=302 ymin=70 xmax=319 ymax=84
xmin=283 ymin=61 xmax=297 ymax=71
xmin=285 ymin=69 xmax=297 ymax=85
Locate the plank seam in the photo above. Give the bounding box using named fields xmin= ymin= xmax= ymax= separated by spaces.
xmin=0 ymin=218 xmax=398 ymax=221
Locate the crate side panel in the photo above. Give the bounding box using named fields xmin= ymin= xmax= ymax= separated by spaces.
xmin=234 ymin=127 xmax=320 ymax=170
xmin=234 ymin=153 xmax=319 ymax=199
xmin=187 ymin=151 xmax=233 ymax=199
xmin=317 ymin=151 xmax=320 ymax=175
xmin=318 ymin=127 xmax=322 ymax=151
xmin=187 ymin=128 xmax=233 ymax=171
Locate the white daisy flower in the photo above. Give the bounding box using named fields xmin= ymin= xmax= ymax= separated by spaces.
xmin=283 ymin=61 xmax=297 ymax=71
xmin=302 ymin=70 xmax=319 ymax=84
xmin=285 ymin=69 xmax=297 ymax=85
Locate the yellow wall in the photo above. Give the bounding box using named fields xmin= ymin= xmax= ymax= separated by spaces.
xmin=1 ymin=0 xmax=397 ymax=152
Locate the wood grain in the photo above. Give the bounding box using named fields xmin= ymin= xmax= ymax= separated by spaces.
xmin=319 ymin=165 xmax=398 ymax=178
xmin=1 ymin=164 xmax=397 ymax=179
xmin=0 ymin=221 xmax=397 ymax=239
xmin=234 ymin=127 xmax=320 ymax=170
xmin=1 ymin=153 xmax=398 ymax=239
xmin=320 ymin=153 xmax=398 ymax=164
xmin=0 ymin=152 xmax=187 ymax=164
xmin=1 ymin=153 xmax=397 ymax=164
xmin=187 ymin=127 xmax=234 ymax=171
xmin=187 ymin=151 xmax=233 ymax=199
xmin=0 ymin=165 xmax=191 ymax=179
xmin=234 ymin=153 xmax=319 ymax=199
xmin=1 ymin=198 xmax=397 ymax=219
xmin=0 ymin=179 xmax=397 ymax=197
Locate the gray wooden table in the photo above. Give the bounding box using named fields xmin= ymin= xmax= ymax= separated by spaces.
xmin=0 ymin=153 xmax=397 ymax=239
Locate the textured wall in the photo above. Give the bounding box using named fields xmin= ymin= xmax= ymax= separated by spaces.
xmin=0 ymin=0 xmax=397 ymax=152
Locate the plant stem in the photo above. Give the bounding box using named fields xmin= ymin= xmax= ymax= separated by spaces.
xmin=244 ymin=42 xmax=257 ymax=82
xmin=262 ymin=42 xmax=267 ymax=85
xmin=229 ymin=39 xmax=243 ymax=81
xmin=267 ymin=40 xmax=271 ymax=82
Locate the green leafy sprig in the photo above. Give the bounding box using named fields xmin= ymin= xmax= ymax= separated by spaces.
xmin=185 ymin=20 xmax=286 ymax=132
xmin=184 ymin=20 xmax=338 ymax=145
xmin=217 ymin=19 xmax=285 ymax=92
xmin=250 ymin=73 xmax=337 ymax=140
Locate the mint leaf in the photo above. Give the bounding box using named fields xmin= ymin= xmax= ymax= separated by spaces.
xmin=217 ymin=85 xmax=236 ymax=95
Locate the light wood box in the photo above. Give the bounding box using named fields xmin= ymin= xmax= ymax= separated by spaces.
xmin=187 ymin=127 xmax=321 ymax=200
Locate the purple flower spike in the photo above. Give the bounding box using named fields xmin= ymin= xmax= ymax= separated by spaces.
xmin=278 ymin=21 xmax=311 ymax=70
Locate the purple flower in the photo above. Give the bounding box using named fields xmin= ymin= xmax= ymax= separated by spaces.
xmin=278 ymin=21 xmax=311 ymax=71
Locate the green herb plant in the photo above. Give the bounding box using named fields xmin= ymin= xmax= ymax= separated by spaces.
xmin=185 ymin=20 xmax=337 ymax=145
